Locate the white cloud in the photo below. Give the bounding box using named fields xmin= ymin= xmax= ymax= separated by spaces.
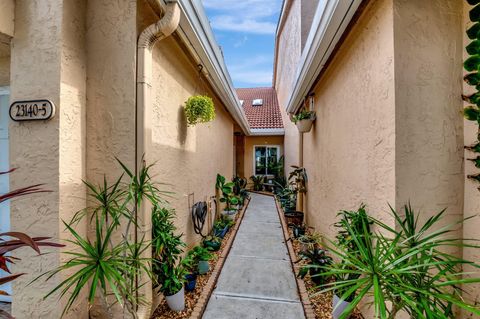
xmin=201 ymin=0 xmax=282 ymax=34
xmin=234 ymin=35 xmax=249 ymax=48
xmin=228 ymin=55 xmax=273 ymax=85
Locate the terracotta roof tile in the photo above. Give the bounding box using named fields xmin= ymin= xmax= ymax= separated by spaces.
xmin=236 ymin=87 xmax=284 ymax=129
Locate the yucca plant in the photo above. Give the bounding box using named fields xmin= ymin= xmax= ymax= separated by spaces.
xmin=319 ymin=204 xmax=480 ymax=319
xmin=0 ymin=169 xmax=63 ymax=319
xmin=35 ymin=159 xmax=166 ymax=318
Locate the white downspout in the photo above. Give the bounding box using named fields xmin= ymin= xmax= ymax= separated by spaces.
xmin=136 ymin=2 xmax=180 ymax=318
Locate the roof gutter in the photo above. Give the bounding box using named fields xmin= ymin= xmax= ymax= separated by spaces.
xmin=174 ymin=0 xmax=251 ymax=135
xmin=285 ymin=0 xmax=363 ymax=114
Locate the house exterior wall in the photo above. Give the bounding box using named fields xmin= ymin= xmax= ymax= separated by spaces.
xmin=275 ymin=0 xmax=302 ymax=173
xmin=463 ymin=0 xmax=480 ymax=310
xmin=0 ymin=0 xmax=14 ymax=38
xmin=0 ymin=55 xmax=9 ymax=86
xmin=302 ymin=0 xmax=396 ymax=236
xmin=243 ymin=135 xmax=284 ymax=181
xmin=6 ymin=0 xmax=238 ymax=317
xmin=150 ymin=35 xmax=235 ymax=247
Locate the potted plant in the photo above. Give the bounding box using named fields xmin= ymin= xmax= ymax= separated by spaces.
xmin=181 ymin=253 xmax=197 ymax=292
xmin=298 ymin=232 xmax=322 ymax=252
xmin=190 ymin=246 xmax=213 ymax=275
xmin=184 ymin=95 xmax=215 ymax=126
xmin=203 ymin=235 xmax=222 ymax=251
xmin=213 ymin=216 xmax=234 ymax=238
xmin=297 ymin=248 xmax=333 ymax=286
xmin=159 ymin=263 xmax=187 ymax=311
xmin=250 ymin=175 xmax=265 ymax=191
xmin=292 ymin=223 xmax=306 ymax=238
xmin=216 ymin=174 xmax=239 ymax=219
xmin=292 ymin=109 xmax=316 ymax=133
xmin=320 ymin=204 xmax=480 ymax=319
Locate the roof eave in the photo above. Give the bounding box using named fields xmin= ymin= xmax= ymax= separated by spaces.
xmin=284 ymin=0 xmax=364 ymax=114
xmin=249 ymin=128 xmax=285 ymax=136
xmin=168 ymin=0 xmax=252 ymax=135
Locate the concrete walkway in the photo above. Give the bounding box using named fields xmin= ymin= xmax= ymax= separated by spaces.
xmin=203 ymin=193 xmax=305 ymax=319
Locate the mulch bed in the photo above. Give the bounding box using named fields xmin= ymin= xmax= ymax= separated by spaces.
xmin=151 ymin=227 xmax=235 ymax=319
xmin=151 ymin=198 xmax=251 ymax=319
xmin=289 ymin=228 xmax=363 ymax=319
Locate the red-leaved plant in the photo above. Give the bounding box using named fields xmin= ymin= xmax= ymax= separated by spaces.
xmin=0 ymin=169 xmax=64 ymax=319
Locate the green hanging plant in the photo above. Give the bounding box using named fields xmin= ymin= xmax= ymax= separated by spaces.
xmin=184 ymin=95 xmax=216 ymax=126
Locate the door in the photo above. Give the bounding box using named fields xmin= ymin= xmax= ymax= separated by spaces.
xmin=0 ymin=87 xmax=10 ymax=301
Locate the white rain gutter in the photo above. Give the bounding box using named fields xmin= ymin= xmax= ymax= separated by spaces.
xmin=285 ymin=0 xmax=363 ymax=115
xmin=136 ymin=1 xmax=181 ymax=318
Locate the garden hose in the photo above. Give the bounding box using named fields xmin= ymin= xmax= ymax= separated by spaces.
xmin=192 ymin=201 xmax=208 ymax=238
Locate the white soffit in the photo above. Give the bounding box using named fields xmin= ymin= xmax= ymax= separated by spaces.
xmin=286 ymin=0 xmax=363 ymax=114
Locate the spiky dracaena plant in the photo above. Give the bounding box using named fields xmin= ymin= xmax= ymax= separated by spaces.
xmin=319 ymin=204 xmax=480 ymax=319
xmin=35 ymin=159 xmax=170 ymax=318
xmin=0 ymin=169 xmax=63 ymax=319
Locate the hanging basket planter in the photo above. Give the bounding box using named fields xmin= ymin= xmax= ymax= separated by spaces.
xmin=184 ymin=95 xmax=216 ymax=126
xmin=296 ymin=118 xmax=315 ymax=133
xmin=292 ymin=109 xmax=316 ymax=133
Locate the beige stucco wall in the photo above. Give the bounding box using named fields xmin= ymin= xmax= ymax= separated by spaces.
xmin=0 ymin=54 xmax=9 ymax=86
xmin=10 ymin=0 xmax=87 ymax=318
xmin=275 ymin=0 xmax=302 ymax=173
xmin=0 ymin=0 xmax=14 ymax=38
xmin=243 ymin=135 xmax=284 ymax=180
xmin=463 ymin=1 xmax=480 ymax=311
xmin=149 ymin=34 xmax=235 ymax=247
xmin=301 ymin=0 xmax=396 ymax=236
xmin=394 ymin=0 xmax=464 ymax=237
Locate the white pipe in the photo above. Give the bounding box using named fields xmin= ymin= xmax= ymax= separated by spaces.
xmin=136 ymin=2 xmax=180 ymax=319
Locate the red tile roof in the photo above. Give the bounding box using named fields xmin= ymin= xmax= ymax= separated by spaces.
xmin=236 ymin=87 xmax=284 ymax=129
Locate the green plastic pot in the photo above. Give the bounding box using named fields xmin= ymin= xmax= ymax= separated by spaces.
xmin=203 ymin=239 xmax=221 ymax=251
xmin=198 ymin=260 xmax=210 ymax=274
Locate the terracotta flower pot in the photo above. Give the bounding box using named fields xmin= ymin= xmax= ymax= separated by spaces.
xmin=296 ymin=118 xmax=314 ymax=133
xmin=165 ymin=286 xmax=185 ymax=312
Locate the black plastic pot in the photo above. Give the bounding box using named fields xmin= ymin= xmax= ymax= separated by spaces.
xmin=292 ymin=225 xmax=306 ymax=238
xmin=284 ymin=211 xmax=304 ymax=226
xmin=185 ymin=273 xmax=197 ymax=292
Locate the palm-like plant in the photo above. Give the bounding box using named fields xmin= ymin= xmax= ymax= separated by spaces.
xmin=319 ymin=204 xmax=480 ymax=319
xmin=35 ymin=159 xmax=165 ymax=318
xmin=0 ymin=169 xmax=63 ymax=319
xmin=249 ymin=175 xmax=265 ymax=192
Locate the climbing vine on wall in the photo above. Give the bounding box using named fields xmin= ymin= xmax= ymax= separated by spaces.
xmin=464 ymin=0 xmax=480 ymax=186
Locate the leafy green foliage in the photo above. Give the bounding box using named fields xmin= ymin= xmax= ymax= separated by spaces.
xmin=292 ymin=109 xmax=316 ymax=124
xmin=35 ymin=160 xmax=166 ymax=317
xmin=298 ymin=248 xmax=333 ymax=286
xmin=318 ymin=204 xmax=480 ymax=319
xmin=216 ymin=174 xmax=239 ymax=210
xmin=184 ymin=95 xmax=215 ymax=126
xmin=249 ymin=175 xmax=265 ymax=191
xmin=288 ymin=166 xmax=307 ymax=194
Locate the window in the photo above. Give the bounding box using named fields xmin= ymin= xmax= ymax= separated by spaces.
xmin=254 ymin=146 xmax=279 ymax=176
xmin=239 ymin=100 xmax=244 ymax=106
xmin=252 ymin=99 xmax=263 ymax=106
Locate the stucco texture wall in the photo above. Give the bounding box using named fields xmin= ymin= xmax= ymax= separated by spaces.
xmin=463 ymin=0 xmax=480 ymax=312
xmin=243 ymin=135 xmax=284 ymax=180
xmin=10 ymin=0 xmax=88 ymax=318
xmin=275 ymin=0 xmax=302 ymax=173
xmin=301 ymin=0 xmax=396 ymax=237
xmin=150 ymin=35 xmax=234 ymax=247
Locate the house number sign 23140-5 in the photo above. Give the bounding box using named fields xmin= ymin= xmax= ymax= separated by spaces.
xmin=9 ymin=100 xmax=56 ymax=121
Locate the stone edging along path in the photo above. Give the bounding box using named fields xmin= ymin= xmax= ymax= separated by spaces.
xmin=187 ymin=197 xmax=251 ymax=319
xmin=274 ymin=196 xmax=316 ymax=319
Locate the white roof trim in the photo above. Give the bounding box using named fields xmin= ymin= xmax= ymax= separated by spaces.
xmin=166 ymin=0 xmax=251 ymax=134
xmin=250 ymin=128 xmax=285 ymax=136
xmin=285 ymin=0 xmax=363 ymax=114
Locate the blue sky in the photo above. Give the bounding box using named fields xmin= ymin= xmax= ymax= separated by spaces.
xmin=201 ymin=0 xmax=283 ymax=88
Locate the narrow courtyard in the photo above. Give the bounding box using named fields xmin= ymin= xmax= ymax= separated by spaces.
xmin=203 ymin=193 xmax=305 ymax=319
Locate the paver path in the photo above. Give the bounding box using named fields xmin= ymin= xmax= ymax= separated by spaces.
xmin=203 ymin=193 xmax=305 ymax=319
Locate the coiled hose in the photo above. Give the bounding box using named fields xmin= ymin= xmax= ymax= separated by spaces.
xmin=192 ymin=201 xmax=208 ymax=238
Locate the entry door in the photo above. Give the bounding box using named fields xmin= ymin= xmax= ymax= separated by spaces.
xmin=0 ymin=87 xmax=11 ymax=301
